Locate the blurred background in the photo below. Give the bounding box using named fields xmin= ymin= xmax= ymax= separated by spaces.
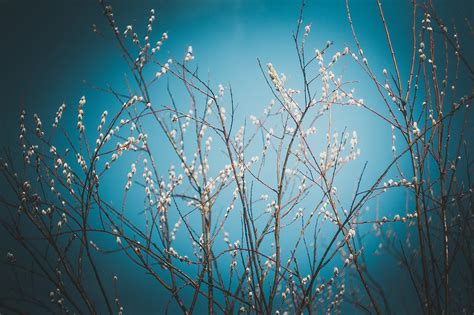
xmin=0 ymin=0 xmax=472 ymax=313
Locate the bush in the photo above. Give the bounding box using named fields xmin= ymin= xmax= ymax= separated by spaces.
xmin=1 ymin=0 xmax=472 ymax=313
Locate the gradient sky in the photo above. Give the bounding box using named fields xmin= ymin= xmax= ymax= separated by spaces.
xmin=1 ymin=0 xmax=472 ymax=313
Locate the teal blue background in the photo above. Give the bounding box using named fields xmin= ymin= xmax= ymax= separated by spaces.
xmin=0 ymin=0 xmax=472 ymax=313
